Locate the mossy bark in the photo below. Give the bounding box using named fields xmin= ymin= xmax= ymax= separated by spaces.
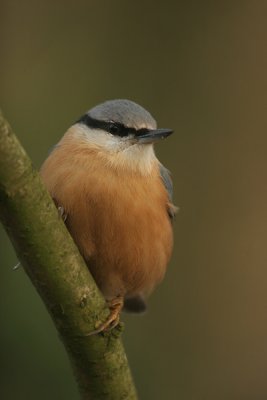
xmin=0 ymin=111 xmax=138 ymax=400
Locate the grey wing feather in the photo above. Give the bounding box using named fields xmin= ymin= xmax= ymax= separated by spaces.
xmin=159 ymin=163 xmax=177 ymax=220
xmin=160 ymin=163 xmax=173 ymax=201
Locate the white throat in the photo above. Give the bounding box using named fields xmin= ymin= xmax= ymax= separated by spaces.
xmin=111 ymin=143 xmax=157 ymax=175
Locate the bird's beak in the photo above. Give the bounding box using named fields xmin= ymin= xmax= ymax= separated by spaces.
xmin=136 ymin=128 xmax=173 ymax=144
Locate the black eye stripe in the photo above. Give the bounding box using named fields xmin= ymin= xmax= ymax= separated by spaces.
xmin=76 ymin=114 xmax=149 ymax=137
xmin=76 ymin=114 xmax=110 ymax=132
xmin=108 ymin=122 xmax=135 ymax=137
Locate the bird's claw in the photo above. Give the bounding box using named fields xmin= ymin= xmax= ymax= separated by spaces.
xmin=58 ymin=205 xmax=67 ymax=222
xmin=86 ymin=296 xmax=124 ymax=336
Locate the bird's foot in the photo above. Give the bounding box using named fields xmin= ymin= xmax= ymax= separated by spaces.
xmin=87 ymin=296 xmax=124 ymax=336
xmin=58 ymin=205 xmax=67 ymax=222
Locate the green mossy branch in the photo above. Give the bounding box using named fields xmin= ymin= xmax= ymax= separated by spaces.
xmin=0 ymin=111 xmax=138 ymax=400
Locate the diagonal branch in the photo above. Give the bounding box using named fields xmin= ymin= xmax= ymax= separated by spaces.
xmin=0 ymin=111 xmax=138 ymax=400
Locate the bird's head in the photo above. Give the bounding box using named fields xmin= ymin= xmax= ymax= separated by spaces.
xmin=67 ymin=99 xmax=173 ymax=174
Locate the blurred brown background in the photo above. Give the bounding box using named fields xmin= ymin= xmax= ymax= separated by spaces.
xmin=1 ymin=1 xmax=267 ymax=399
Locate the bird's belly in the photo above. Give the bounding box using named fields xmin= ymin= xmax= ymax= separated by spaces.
xmin=68 ymin=195 xmax=173 ymax=299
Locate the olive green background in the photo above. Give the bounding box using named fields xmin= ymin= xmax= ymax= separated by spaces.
xmin=1 ymin=1 xmax=267 ymax=399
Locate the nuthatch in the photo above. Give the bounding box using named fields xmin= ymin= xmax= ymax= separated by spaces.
xmin=40 ymin=99 xmax=176 ymax=333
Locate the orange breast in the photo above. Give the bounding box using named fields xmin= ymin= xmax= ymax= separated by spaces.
xmin=40 ymin=136 xmax=173 ymax=300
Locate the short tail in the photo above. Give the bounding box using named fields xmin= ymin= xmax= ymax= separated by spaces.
xmin=123 ymin=296 xmax=147 ymax=313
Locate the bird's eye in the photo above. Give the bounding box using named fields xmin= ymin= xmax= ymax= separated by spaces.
xmin=108 ymin=123 xmax=120 ymax=134
xmin=108 ymin=122 xmax=131 ymax=137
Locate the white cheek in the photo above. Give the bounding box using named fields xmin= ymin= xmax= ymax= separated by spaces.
xmin=73 ymin=125 xmax=127 ymax=151
xmin=104 ymin=134 xmax=127 ymax=151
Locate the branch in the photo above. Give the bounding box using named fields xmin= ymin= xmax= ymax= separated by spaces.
xmin=0 ymin=111 xmax=138 ymax=400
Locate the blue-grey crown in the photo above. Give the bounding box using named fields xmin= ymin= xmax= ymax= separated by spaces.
xmin=87 ymin=99 xmax=157 ymax=130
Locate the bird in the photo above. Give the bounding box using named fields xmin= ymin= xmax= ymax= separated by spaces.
xmin=40 ymin=99 xmax=176 ymax=334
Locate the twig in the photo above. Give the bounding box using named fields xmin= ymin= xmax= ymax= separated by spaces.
xmin=0 ymin=111 xmax=138 ymax=400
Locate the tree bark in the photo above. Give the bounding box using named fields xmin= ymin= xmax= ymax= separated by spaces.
xmin=0 ymin=111 xmax=138 ymax=400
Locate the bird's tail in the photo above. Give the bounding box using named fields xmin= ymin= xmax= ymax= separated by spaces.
xmin=123 ymin=296 xmax=147 ymax=313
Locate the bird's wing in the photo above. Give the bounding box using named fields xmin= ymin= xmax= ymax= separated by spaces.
xmin=159 ymin=163 xmax=178 ymax=221
xmin=160 ymin=163 xmax=173 ymax=201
